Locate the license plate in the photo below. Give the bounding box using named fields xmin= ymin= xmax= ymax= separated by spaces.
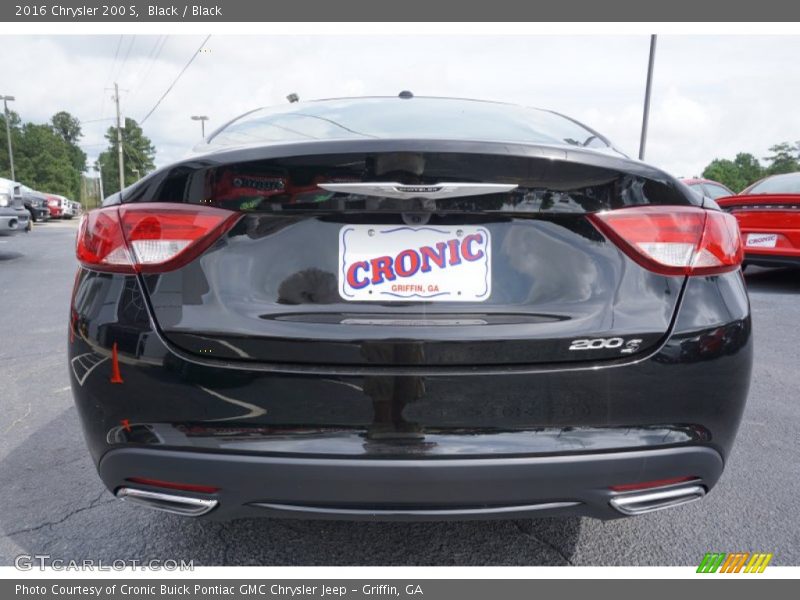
xmin=746 ymin=233 xmax=778 ymax=248
xmin=338 ymin=225 xmax=491 ymax=302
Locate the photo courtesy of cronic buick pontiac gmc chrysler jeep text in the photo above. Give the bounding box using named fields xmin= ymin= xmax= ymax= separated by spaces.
xmin=69 ymin=95 xmax=752 ymax=521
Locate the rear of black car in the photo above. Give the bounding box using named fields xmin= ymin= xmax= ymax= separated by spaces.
xmin=69 ymin=98 xmax=751 ymax=520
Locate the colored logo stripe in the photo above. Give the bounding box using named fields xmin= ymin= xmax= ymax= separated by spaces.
xmin=697 ymin=553 xmax=773 ymax=573
xmin=697 ymin=553 xmax=726 ymax=573
xmin=745 ymin=553 xmax=773 ymax=573
xmin=720 ymin=553 xmax=748 ymax=573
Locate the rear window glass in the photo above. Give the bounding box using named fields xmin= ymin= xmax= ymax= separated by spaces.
xmin=159 ymin=152 xmax=692 ymax=214
xmin=704 ymin=183 xmax=733 ymax=199
xmin=747 ymin=173 xmax=800 ymax=195
xmin=206 ymin=97 xmax=611 ymax=150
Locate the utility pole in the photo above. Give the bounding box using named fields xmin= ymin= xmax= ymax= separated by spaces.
xmin=96 ymin=164 xmax=105 ymax=206
xmin=113 ymin=82 xmax=125 ymax=192
xmin=1 ymin=95 xmax=15 ymax=181
xmin=638 ymin=35 xmax=657 ymax=161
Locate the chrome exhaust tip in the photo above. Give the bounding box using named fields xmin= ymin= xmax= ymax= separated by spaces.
xmin=116 ymin=487 xmax=218 ymax=517
xmin=610 ymin=484 xmax=706 ymax=516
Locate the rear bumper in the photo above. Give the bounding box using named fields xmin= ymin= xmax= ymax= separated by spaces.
xmin=737 ymin=217 xmax=800 ymax=266
xmin=31 ymin=207 xmax=49 ymax=221
xmin=744 ymin=253 xmax=800 ymax=269
xmin=100 ymin=445 xmax=722 ymax=521
xmin=70 ymin=270 xmax=752 ymax=521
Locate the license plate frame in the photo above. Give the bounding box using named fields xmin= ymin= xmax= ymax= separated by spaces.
xmin=746 ymin=233 xmax=778 ymax=248
xmin=338 ymin=224 xmax=491 ymax=302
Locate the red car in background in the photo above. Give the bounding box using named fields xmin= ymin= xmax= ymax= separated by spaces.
xmin=681 ymin=177 xmax=735 ymax=201
xmin=46 ymin=195 xmax=63 ymax=218
xmin=46 ymin=194 xmax=76 ymax=219
xmin=716 ymin=172 xmax=800 ymax=269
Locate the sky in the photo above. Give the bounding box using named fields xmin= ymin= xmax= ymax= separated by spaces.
xmin=1 ymin=34 xmax=799 ymax=179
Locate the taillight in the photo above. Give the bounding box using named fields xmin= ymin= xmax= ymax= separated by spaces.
xmin=589 ymin=206 xmax=743 ymax=276
xmin=76 ymin=203 xmax=240 ymax=273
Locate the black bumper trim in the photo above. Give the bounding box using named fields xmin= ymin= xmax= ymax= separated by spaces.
xmin=98 ymin=445 xmax=723 ymax=521
xmin=745 ymin=254 xmax=800 ymax=269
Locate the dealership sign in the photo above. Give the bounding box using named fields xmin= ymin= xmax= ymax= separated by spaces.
xmin=338 ymin=225 xmax=491 ymax=302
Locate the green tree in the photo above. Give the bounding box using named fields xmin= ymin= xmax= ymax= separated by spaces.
xmin=732 ymin=153 xmax=764 ymax=188
xmin=702 ymin=159 xmax=743 ymax=192
xmin=1 ymin=110 xmax=86 ymax=199
xmin=13 ymin=123 xmax=78 ymax=197
xmin=702 ymin=152 xmax=765 ymax=193
xmin=51 ymin=111 xmax=82 ymax=145
xmin=51 ymin=111 xmax=87 ymax=193
xmin=97 ymin=118 xmax=156 ymax=196
xmin=764 ymin=142 xmax=799 ymax=175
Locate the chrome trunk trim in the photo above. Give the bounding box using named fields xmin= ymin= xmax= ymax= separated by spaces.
xmin=318 ymin=182 xmax=518 ymax=200
xmin=251 ymin=500 xmax=579 ymax=517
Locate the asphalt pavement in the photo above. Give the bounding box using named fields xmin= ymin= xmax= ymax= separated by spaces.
xmin=1 ymin=220 xmax=798 ymax=566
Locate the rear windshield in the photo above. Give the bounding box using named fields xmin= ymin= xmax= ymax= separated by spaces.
xmin=746 ymin=173 xmax=800 ymax=195
xmin=206 ymin=97 xmax=611 ymax=150
xmin=144 ymin=152 xmax=693 ymax=215
xmin=703 ymin=183 xmax=733 ymax=199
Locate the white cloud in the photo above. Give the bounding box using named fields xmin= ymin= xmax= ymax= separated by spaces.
xmin=1 ymin=34 xmax=798 ymax=180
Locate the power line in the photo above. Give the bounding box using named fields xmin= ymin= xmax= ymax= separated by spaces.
xmin=99 ymin=35 xmax=124 ymax=119
xmin=122 ymin=144 xmax=150 ymax=172
xmin=122 ymin=145 xmax=138 ymax=167
xmin=140 ymin=35 xmax=211 ymax=125
xmin=115 ymin=36 xmax=137 ymax=84
xmin=129 ymin=35 xmax=169 ymax=103
xmin=80 ymin=117 xmax=115 ymax=124
xmin=129 ymin=35 xmax=164 ymax=92
xmin=110 ymin=36 xmax=124 ymax=74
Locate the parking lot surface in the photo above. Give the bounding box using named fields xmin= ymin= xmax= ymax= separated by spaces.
xmin=1 ymin=221 xmax=798 ymax=566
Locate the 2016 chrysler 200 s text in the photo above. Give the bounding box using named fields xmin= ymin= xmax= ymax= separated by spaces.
xmin=69 ymin=96 xmax=752 ymax=521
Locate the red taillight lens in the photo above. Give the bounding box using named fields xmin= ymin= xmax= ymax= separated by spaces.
xmin=589 ymin=206 xmax=743 ymax=276
xmin=76 ymin=209 xmax=131 ymax=271
xmin=125 ymin=477 xmax=220 ymax=494
xmin=76 ymin=203 xmax=239 ymax=273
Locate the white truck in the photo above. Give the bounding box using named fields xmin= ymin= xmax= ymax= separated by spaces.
xmin=0 ymin=177 xmax=31 ymax=234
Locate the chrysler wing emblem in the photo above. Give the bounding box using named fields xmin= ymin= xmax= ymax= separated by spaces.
xmin=318 ymin=182 xmax=518 ymax=200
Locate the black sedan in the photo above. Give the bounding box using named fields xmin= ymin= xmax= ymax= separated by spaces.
xmin=69 ymin=95 xmax=751 ymax=521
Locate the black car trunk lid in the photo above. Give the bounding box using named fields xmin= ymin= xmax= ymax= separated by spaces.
xmin=132 ymin=146 xmax=692 ymax=367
